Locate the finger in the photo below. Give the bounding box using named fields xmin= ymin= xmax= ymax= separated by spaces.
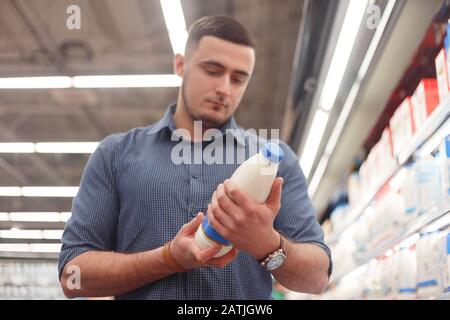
xmin=216 ymin=183 xmax=239 ymax=217
xmin=223 ymin=179 xmax=253 ymax=210
xmin=265 ymin=177 xmax=283 ymax=213
xmin=209 ymin=201 xmax=234 ymax=235
xmin=207 ymin=204 xmax=230 ymax=239
xmin=210 ymin=247 xmax=239 ymax=266
xmin=195 ymin=242 xmax=222 ymax=263
xmin=181 ymin=212 xmax=204 ymax=235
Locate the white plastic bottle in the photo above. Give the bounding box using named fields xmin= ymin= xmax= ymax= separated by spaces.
xmin=195 ymin=142 xmax=285 ymax=257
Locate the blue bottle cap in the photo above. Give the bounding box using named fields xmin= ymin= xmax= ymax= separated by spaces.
xmin=202 ymin=216 xmax=230 ymax=246
xmin=261 ymin=142 xmax=285 ymax=164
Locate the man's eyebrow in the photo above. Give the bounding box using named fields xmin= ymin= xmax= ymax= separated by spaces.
xmin=199 ymin=60 xmax=250 ymax=77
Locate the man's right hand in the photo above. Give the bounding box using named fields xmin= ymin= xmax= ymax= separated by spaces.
xmin=170 ymin=212 xmax=238 ymax=270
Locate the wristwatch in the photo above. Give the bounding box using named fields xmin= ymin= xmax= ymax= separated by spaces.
xmin=259 ymin=233 xmax=287 ymax=271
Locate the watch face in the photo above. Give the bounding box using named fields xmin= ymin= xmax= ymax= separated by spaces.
xmin=267 ymin=254 xmax=285 ymax=271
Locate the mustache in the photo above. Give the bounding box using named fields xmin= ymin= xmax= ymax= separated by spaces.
xmin=205 ymin=97 xmax=228 ymax=107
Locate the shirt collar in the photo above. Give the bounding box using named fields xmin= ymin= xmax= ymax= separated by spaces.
xmin=146 ymin=103 xmax=245 ymax=147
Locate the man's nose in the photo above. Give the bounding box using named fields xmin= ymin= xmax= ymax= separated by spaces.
xmin=215 ymin=76 xmax=231 ymax=97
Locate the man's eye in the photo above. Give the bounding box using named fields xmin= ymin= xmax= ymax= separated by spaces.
xmin=205 ymin=68 xmax=221 ymax=75
xmin=232 ymin=77 xmax=245 ymax=84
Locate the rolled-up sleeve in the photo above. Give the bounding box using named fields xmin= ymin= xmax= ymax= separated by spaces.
xmin=58 ymin=137 xmax=120 ymax=279
xmin=275 ymin=143 xmax=333 ymax=277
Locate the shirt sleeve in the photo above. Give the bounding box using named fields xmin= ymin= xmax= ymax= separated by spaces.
xmin=275 ymin=142 xmax=333 ymax=277
xmin=58 ymin=137 xmax=120 ymax=279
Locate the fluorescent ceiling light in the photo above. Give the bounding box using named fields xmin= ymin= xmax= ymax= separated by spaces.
xmin=30 ymin=243 xmax=62 ymax=253
xmin=0 ymin=229 xmax=63 ymax=240
xmin=309 ymin=0 xmax=397 ymax=198
xmin=0 ymin=142 xmax=98 ymax=154
xmin=0 ymin=76 xmax=72 ymax=89
xmin=0 ymin=212 xmax=71 ymax=222
xmin=0 ymin=187 xmax=78 ymax=197
xmin=0 ymin=243 xmax=62 ymax=252
xmin=35 ymin=142 xmax=99 ymax=153
xmin=60 ymin=212 xmax=72 ymax=222
xmin=318 ymin=0 xmax=368 ymax=111
xmin=0 ymin=75 xmax=181 ymax=89
xmin=160 ymin=0 xmax=188 ymax=55
xmin=72 ymin=75 xmax=181 ymax=88
xmin=0 ymin=244 xmax=31 ymax=252
xmin=300 ymin=110 xmax=330 ymax=178
xmin=0 ymin=143 xmax=35 ymax=153
xmin=0 ymin=187 xmax=22 ymax=196
xmin=21 ymin=187 xmax=78 ymax=197
xmin=8 ymin=212 xmax=61 ymax=222
xmin=0 ymin=229 xmax=44 ymax=239
xmin=308 ymin=155 xmax=330 ymax=197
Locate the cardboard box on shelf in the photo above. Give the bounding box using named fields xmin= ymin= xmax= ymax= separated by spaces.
xmin=435 ymin=48 xmax=450 ymax=104
xmin=411 ymin=79 xmax=439 ymax=132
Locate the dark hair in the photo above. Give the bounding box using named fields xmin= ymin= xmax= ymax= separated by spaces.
xmin=185 ymin=16 xmax=255 ymax=56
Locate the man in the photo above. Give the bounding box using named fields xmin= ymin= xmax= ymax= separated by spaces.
xmin=59 ymin=16 xmax=332 ymax=300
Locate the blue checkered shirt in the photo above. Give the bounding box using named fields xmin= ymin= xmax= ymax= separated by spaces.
xmin=58 ymin=103 xmax=332 ymax=299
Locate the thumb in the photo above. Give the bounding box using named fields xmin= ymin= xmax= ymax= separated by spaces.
xmin=182 ymin=212 xmax=204 ymax=235
xmin=265 ymin=177 xmax=283 ymax=213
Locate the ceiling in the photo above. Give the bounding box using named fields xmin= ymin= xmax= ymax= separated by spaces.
xmin=0 ymin=0 xmax=307 ymax=256
xmin=2 ymin=0 xmax=445 ymax=258
xmin=0 ymin=0 xmax=303 ymax=210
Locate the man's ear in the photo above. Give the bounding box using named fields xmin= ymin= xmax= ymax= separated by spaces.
xmin=174 ymin=53 xmax=185 ymax=77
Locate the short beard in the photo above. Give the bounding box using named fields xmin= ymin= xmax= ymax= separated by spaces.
xmin=181 ymin=77 xmax=224 ymax=129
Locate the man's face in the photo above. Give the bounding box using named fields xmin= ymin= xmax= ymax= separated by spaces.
xmin=178 ymin=36 xmax=255 ymax=128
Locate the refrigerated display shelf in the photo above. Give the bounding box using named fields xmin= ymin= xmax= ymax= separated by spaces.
xmin=356 ymin=202 xmax=450 ymax=263
xmin=328 ymin=98 xmax=450 ymax=244
xmin=330 ymin=201 xmax=450 ymax=286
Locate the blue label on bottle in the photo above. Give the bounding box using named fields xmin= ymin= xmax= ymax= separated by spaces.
xmin=202 ymin=216 xmax=230 ymax=246
xmin=447 ymin=233 xmax=450 ymax=254
xmin=417 ymin=280 xmax=438 ymax=288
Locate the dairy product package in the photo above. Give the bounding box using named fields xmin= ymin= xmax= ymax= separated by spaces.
xmin=390 ymin=97 xmax=415 ymax=156
xmin=411 ymin=79 xmax=439 ymax=132
xmin=416 ymin=232 xmax=443 ymax=298
xmin=435 ymin=48 xmax=450 ymax=103
xmin=348 ymin=172 xmax=360 ymax=208
xmin=440 ymin=135 xmax=450 ymax=200
xmin=195 ymin=142 xmax=285 ymax=257
xmin=442 ymin=229 xmax=450 ymax=293
xmin=397 ymin=247 xmax=417 ymax=299
xmin=402 ymin=157 xmax=442 ymax=219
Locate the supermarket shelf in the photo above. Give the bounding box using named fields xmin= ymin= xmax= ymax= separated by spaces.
xmin=357 ymin=201 xmax=450 ymax=262
xmin=328 ymin=164 xmax=398 ymax=244
xmin=328 ymin=98 xmax=450 ymax=244
xmin=398 ymin=98 xmax=450 ymax=165
xmin=419 ymin=291 xmax=450 ymax=300
xmin=330 ymin=201 xmax=450 ymax=285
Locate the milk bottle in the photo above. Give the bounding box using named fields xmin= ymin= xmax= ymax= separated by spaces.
xmin=195 ymin=142 xmax=285 ymax=257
